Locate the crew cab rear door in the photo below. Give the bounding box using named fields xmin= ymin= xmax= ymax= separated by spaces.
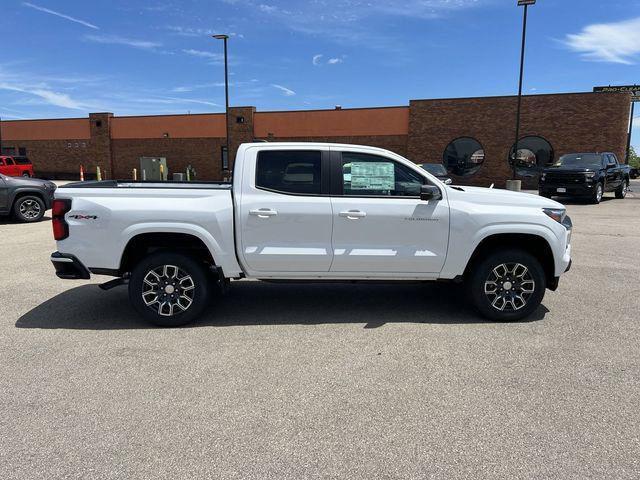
xmin=329 ymin=148 xmax=450 ymax=275
xmin=237 ymin=146 xmax=334 ymax=274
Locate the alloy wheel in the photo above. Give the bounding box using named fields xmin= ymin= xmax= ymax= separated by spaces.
xmin=596 ymin=184 xmax=603 ymax=202
xmin=19 ymin=199 xmax=42 ymax=220
xmin=141 ymin=264 xmax=195 ymax=317
xmin=484 ymin=263 xmax=536 ymax=312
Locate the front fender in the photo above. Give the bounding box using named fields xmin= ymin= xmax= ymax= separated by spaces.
xmin=440 ymin=221 xmax=564 ymax=279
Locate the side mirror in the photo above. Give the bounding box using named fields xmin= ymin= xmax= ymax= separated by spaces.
xmin=420 ymin=184 xmax=442 ymax=201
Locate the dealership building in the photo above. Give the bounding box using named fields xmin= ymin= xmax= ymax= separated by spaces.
xmin=0 ymin=91 xmax=632 ymax=187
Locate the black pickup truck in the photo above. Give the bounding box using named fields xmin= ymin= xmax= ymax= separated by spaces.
xmin=539 ymin=152 xmax=630 ymax=204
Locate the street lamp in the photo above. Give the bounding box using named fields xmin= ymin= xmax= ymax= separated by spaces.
xmin=511 ymin=0 xmax=536 ymax=182
xmin=212 ymin=34 xmax=230 ymax=174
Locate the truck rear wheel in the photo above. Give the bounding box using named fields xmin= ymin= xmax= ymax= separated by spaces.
xmin=467 ymin=249 xmax=546 ymax=322
xmin=129 ymin=252 xmax=211 ymax=327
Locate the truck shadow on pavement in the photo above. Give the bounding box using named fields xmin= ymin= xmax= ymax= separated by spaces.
xmin=16 ymin=281 xmax=549 ymax=330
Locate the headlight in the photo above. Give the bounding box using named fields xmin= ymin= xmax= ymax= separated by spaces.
xmin=543 ymin=208 xmax=566 ymax=224
xmin=540 ymin=173 xmax=546 ymax=181
xmin=585 ymin=172 xmax=596 ymax=179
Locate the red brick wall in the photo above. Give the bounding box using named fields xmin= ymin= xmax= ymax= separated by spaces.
xmin=0 ymin=92 xmax=631 ymax=184
xmin=407 ymin=92 xmax=631 ymax=188
xmin=111 ymin=138 xmax=226 ymax=180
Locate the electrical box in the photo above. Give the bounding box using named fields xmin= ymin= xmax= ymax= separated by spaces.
xmin=139 ymin=157 xmax=168 ymax=181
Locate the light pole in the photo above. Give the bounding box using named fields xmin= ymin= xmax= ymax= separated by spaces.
xmin=212 ymin=34 xmax=230 ymax=174
xmin=511 ymin=0 xmax=536 ymax=182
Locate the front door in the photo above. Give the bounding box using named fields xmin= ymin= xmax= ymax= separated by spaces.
xmin=0 ymin=176 xmax=8 ymax=211
xmin=238 ymin=148 xmax=333 ymax=274
xmin=330 ymin=150 xmax=450 ymax=275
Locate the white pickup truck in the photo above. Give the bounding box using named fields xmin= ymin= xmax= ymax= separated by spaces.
xmin=50 ymin=142 xmax=572 ymax=326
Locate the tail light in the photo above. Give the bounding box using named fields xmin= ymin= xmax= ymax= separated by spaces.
xmin=52 ymin=199 xmax=71 ymax=240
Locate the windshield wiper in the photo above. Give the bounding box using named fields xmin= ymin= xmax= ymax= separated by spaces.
xmin=450 ymin=186 xmax=465 ymax=191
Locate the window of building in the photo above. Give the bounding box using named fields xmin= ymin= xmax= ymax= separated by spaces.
xmin=221 ymin=146 xmax=229 ymax=170
xmin=443 ymin=137 xmax=485 ymax=176
xmin=1 ymin=146 xmax=16 ymax=156
xmin=510 ymin=136 xmax=554 ymax=176
xmin=256 ymin=150 xmax=322 ymax=195
xmin=340 ymin=152 xmax=423 ymax=197
xmin=18 ymin=147 xmax=27 ymax=156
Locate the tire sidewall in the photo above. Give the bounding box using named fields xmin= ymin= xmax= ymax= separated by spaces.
xmin=468 ymin=249 xmax=546 ymax=322
xmin=592 ymin=183 xmax=603 ymax=204
xmin=14 ymin=195 xmax=45 ymax=222
xmin=129 ymin=252 xmax=210 ymax=327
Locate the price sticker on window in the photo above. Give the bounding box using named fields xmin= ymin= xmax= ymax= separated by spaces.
xmin=349 ymin=162 xmax=395 ymax=191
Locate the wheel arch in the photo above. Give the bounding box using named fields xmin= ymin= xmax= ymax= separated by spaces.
xmin=11 ymin=189 xmax=45 ymax=207
xmin=119 ymin=231 xmax=217 ymax=275
xmin=463 ymin=233 xmax=556 ymax=288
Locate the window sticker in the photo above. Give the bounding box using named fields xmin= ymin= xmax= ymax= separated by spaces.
xmin=348 ymin=162 xmax=395 ymax=190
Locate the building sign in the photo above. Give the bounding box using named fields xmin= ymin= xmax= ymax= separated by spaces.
xmin=518 ymin=0 xmax=536 ymax=5
xmin=594 ymin=85 xmax=640 ymax=101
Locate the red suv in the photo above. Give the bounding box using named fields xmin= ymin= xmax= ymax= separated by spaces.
xmin=0 ymin=156 xmax=34 ymax=177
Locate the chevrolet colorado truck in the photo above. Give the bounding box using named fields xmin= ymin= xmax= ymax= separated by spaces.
xmin=539 ymin=152 xmax=630 ymax=203
xmin=50 ymin=143 xmax=572 ymax=326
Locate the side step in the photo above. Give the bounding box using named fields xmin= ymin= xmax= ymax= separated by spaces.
xmin=99 ymin=278 xmax=128 ymax=291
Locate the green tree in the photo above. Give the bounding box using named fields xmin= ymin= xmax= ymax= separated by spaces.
xmin=629 ymin=146 xmax=640 ymax=168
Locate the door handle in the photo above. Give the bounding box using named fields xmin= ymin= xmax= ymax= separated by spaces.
xmin=339 ymin=210 xmax=366 ymax=219
xmin=249 ymin=208 xmax=278 ymax=218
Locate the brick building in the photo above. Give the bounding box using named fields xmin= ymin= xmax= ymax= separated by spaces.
xmin=0 ymin=91 xmax=632 ymax=187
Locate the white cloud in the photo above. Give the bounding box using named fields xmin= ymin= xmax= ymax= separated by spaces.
xmin=166 ymin=26 xmax=216 ymax=37
xmin=312 ymin=54 xmax=323 ymax=66
xmin=182 ymin=49 xmax=223 ymax=60
xmin=271 ymin=84 xmax=296 ymax=96
xmin=22 ymin=2 xmax=99 ymax=29
xmin=327 ymin=57 xmax=343 ymax=64
xmin=85 ymin=34 xmax=161 ymax=50
xmin=0 ymin=82 xmax=86 ymax=110
xmin=563 ymin=17 xmax=640 ymax=65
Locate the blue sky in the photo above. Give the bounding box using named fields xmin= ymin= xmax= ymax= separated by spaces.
xmin=2 ymin=0 xmax=640 ymax=146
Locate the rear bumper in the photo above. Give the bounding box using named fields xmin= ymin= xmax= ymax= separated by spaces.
xmin=50 ymin=252 xmax=90 ymax=280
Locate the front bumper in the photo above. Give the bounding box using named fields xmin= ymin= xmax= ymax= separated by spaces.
xmin=540 ymin=183 xmax=597 ymax=197
xmin=50 ymin=252 xmax=90 ymax=279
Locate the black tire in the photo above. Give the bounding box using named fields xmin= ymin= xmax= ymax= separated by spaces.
xmin=22 ymin=172 xmax=30 ymax=177
xmin=615 ymin=178 xmax=629 ymax=199
xmin=13 ymin=195 xmax=45 ymax=223
xmin=128 ymin=252 xmax=211 ymax=327
xmin=591 ymin=182 xmax=604 ymax=204
xmin=467 ymin=249 xmax=546 ymax=322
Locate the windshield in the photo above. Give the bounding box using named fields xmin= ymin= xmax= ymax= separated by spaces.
xmin=421 ymin=164 xmax=448 ymax=176
xmin=553 ymin=154 xmax=602 ymax=168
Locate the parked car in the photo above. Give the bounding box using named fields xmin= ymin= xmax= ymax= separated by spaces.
xmin=539 ymin=152 xmax=630 ymax=203
xmin=419 ymin=163 xmax=453 ymax=184
xmin=630 ymin=167 xmax=639 ymax=179
xmin=0 ymin=173 xmax=56 ymax=222
xmin=0 ymin=156 xmax=34 ymax=177
xmin=51 ymin=142 xmax=572 ymax=326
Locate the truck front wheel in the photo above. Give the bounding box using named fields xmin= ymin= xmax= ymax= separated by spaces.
xmin=129 ymin=252 xmax=211 ymax=327
xmin=467 ymin=249 xmax=546 ymax=322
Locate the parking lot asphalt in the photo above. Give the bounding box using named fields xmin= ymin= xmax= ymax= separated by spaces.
xmin=1 ymin=181 xmax=639 ymax=479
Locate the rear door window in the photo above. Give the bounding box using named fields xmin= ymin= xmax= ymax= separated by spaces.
xmin=256 ymin=150 xmax=322 ymax=195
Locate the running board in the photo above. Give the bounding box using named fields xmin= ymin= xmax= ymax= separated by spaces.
xmin=99 ymin=278 xmax=128 ymax=291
